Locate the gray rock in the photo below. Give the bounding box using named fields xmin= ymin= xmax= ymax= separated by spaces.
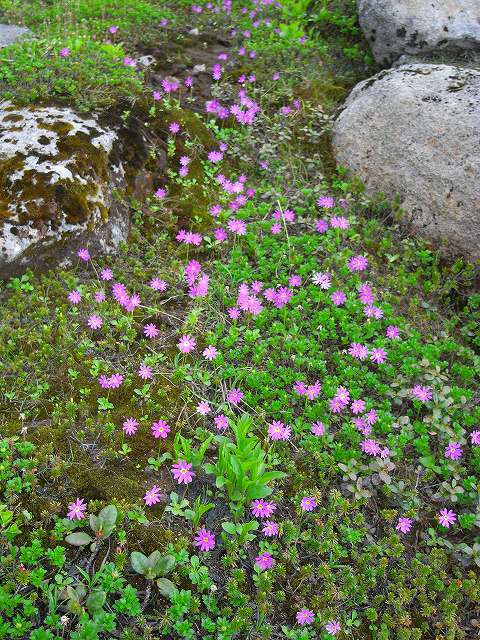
xmin=0 ymin=24 xmax=32 ymax=47
xmin=332 ymin=64 xmax=480 ymax=260
xmin=137 ymin=55 xmax=156 ymax=68
xmin=358 ymin=0 xmax=480 ymax=65
xmin=0 ymin=104 xmax=160 ymax=277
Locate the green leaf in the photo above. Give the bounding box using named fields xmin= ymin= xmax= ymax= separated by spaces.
xmin=153 ymin=553 xmax=175 ymax=577
xmin=85 ymin=590 xmax=106 ymax=613
xmin=221 ymin=522 xmax=237 ymax=535
xmin=130 ymin=551 xmax=149 ymax=576
xmin=65 ymin=532 xmax=93 ymax=546
xmin=156 ymin=577 xmax=177 ymax=599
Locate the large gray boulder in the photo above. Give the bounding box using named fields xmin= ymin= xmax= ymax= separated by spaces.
xmin=0 ymin=24 xmax=33 ymax=47
xmin=358 ymin=0 xmax=480 ymax=65
xmin=332 ymin=64 xmax=480 ymax=261
xmin=0 ymin=104 xmax=160 ymax=278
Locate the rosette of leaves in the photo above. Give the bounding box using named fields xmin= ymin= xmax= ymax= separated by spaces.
xmin=65 ymin=505 xmax=118 ymax=551
xmin=130 ymin=551 xmax=176 ymax=607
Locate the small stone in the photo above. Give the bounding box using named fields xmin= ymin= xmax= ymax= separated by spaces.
xmin=0 ymin=24 xmax=33 ymax=48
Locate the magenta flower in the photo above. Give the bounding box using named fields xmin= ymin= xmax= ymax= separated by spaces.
xmin=347 ymin=255 xmax=368 ymax=271
xmin=386 ymin=325 xmax=400 ymax=339
xmin=351 ymin=399 xmax=366 ymax=415
xmin=109 ymin=25 xmax=118 ymax=34
xmin=305 ymin=381 xmax=321 ymax=400
xmin=172 ymin=460 xmax=195 ymax=485
xmin=289 ymin=275 xmax=302 ymax=287
xmin=60 ymin=47 xmax=71 ymax=58
xmin=411 ymin=385 xmax=432 ymax=403
xmin=169 ymin=122 xmax=180 ymax=134
xmin=178 ymin=334 xmax=196 ymax=353
xmin=138 ymin=364 xmax=152 ymax=380
xmin=268 ymin=421 xmax=289 ymax=441
xmin=196 ymin=401 xmax=211 ymax=416
xmin=123 ymin=418 xmax=138 ymax=436
xmin=311 ymin=421 xmax=325 ymax=436
xmin=77 ymin=248 xmax=90 ymax=261
xmin=227 ymin=388 xmax=244 ymax=405
xmin=144 ymin=486 xmax=161 ymax=507
xmin=100 ymin=268 xmax=113 ymax=281
xmin=348 ymin=343 xmax=369 ymax=360
xmin=68 ymin=290 xmax=82 ymax=304
xmin=312 ymin=272 xmax=331 ymax=289
xmin=331 ymin=290 xmax=346 ymax=306
xmin=194 ymin=528 xmax=215 ymax=552
xmin=214 ymin=415 xmax=229 ymax=431
xmin=150 ymin=278 xmax=167 ymax=291
xmin=317 ymin=195 xmax=334 ymax=208
xmin=326 ymin=620 xmax=341 ymax=636
xmin=67 ymin=498 xmax=86 ymax=521
xmin=370 ymin=348 xmax=387 ymax=364
xmin=331 ymin=215 xmax=349 ymax=229
xmin=294 ymin=381 xmax=307 ymax=396
xmin=255 ymin=552 xmax=274 ymax=570
xmin=444 ymin=441 xmax=462 ymax=461
xmin=316 ymin=219 xmax=329 ymax=233
xmin=152 ymin=420 xmax=170 ymax=439
xmin=300 ymin=497 xmax=316 ymax=512
xmin=396 ymin=517 xmax=412 ymax=534
xmin=155 ymin=187 xmax=166 ymax=199
xmin=251 ymin=499 xmax=276 ymax=519
xmin=438 ymin=509 xmax=456 ymax=528
xmin=227 ymin=307 xmax=240 ymax=319
xmin=144 ymin=323 xmax=159 ymax=339
xmin=470 ymin=430 xmax=480 ymax=445
xmin=203 ymin=345 xmax=218 ymax=361
xmin=87 ymin=315 xmax=103 ymax=330
xmin=262 ymin=521 xmax=279 ymax=537
xmin=296 ymin=609 xmax=314 ymax=625
xmin=361 ymin=439 xmax=381 ymax=456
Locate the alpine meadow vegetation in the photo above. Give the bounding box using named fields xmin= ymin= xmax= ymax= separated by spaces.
xmin=0 ymin=0 xmax=479 ymax=639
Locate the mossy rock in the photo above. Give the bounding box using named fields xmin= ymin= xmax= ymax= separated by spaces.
xmin=0 ymin=103 xmax=162 ymax=278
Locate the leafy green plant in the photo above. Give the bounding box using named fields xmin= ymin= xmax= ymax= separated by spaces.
xmin=130 ymin=551 xmax=176 ymax=604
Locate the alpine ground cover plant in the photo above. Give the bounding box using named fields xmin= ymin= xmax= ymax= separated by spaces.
xmin=0 ymin=0 xmax=480 ymax=638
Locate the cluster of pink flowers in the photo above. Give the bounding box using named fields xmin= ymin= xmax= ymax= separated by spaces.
xmin=268 ymin=420 xmax=291 ymax=441
xmin=293 ymin=379 xmax=321 ymax=400
xmin=98 ymin=373 xmax=124 ymax=389
xmin=185 ymin=260 xmax=209 ymax=298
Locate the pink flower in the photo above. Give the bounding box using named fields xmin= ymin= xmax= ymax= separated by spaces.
xmin=178 ymin=335 xmax=196 ymax=353
xmin=262 ymin=521 xmax=279 ymax=537
xmin=227 ymin=307 xmax=240 ymax=319
xmin=358 ymin=284 xmax=374 ymax=304
xmin=273 ymin=287 xmax=293 ymax=308
xmin=386 ymin=325 xmax=400 ymax=339
xmin=305 ymin=381 xmax=321 ymax=400
xmin=315 ymin=219 xmax=329 ymax=233
xmin=214 ymin=415 xmax=229 ymax=431
xmin=194 ymin=528 xmax=215 ymax=552
xmin=255 ymin=552 xmax=274 ymax=570
xmin=196 ymin=401 xmax=211 ymax=415
xmin=67 ymin=498 xmax=86 ymax=521
xmin=444 ymin=442 xmax=462 ymax=461
xmin=152 ymin=420 xmax=170 ymax=439
xmin=87 ymin=315 xmax=103 ymax=330
xmin=312 ymin=272 xmax=331 ymax=289
xmin=227 ymin=219 xmax=247 ymax=235
xmin=470 ymin=430 xmax=480 ymax=445
xmin=347 ymin=255 xmax=368 ymax=271
xmin=326 ymin=620 xmax=341 ymax=636
xmin=208 ymin=150 xmax=223 ymax=163
xmin=348 ymin=343 xmax=369 ymax=360
xmin=296 ymin=609 xmax=314 ymax=625
xmin=268 ymin=421 xmax=290 ymax=441
xmin=411 ymin=385 xmax=432 ymax=403
xmin=169 ymin=122 xmax=180 ymax=134
xmin=68 ymin=290 xmax=82 ymax=304
xmin=100 ymin=268 xmax=113 ymax=281
xmin=289 ymin=275 xmax=302 ymax=287
xmin=138 ymin=364 xmax=152 ymax=380
xmin=351 ymin=399 xmax=366 ymax=414
xmin=300 ymin=497 xmax=316 ymax=512
xmin=150 ymin=278 xmax=167 ymax=291
xmin=77 ymin=248 xmax=90 ymax=261
xmin=294 ymin=381 xmax=307 ymax=396
xmin=317 ymin=196 xmax=334 ymax=208
xmin=109 ymin=25 xmax=118 ymax=34
xmin=361 ymin=439 xmax=381 ymax=456
xmin=370 ymin=348 xmax=387 ymax=364
xmin=251 ymin=500 xmax=276 ymax=519
xmin=144 ymin=323 xmax=159 ymax=339
xmin=227 ymin=388 xmax=244 ymax=405
xmin=331 ymin=290 xmax=346 ymax=306
xmin=144 ymin=486 xmax=161 ymax=506
xmin=172 ymin=460 xmax=195 ymax=484
xmin=215 ymin=227 xmax=228 ymax=242
xmin=438 ymin=509 xmax=456 ymax=528
xmin=203 ymin=345 xmax=218 ymax=361
xmin=311 ymin=421 xmax=325 ymax=436
xmin=60 ymin=47 xmax=71 ymax=58
xmin=123 ymin=418 xmax=138 ymax=436
xmin=271 ymin=222 xmax=282 ymax=234
xmin=396 ymin=517 xmax=412 ymax=534
xmin=155 ymin=187 xmax=166 ymax=199
xmin=330 ymin=216 xmax=349 ymax=229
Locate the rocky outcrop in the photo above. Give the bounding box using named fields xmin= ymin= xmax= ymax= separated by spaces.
xmin=332 ymin=64 xmax=480 ymax=261
xmin=358 ymin=0 xmax=480 ymax=65
xmin=0 ymin=24 xmax=33 ymax=47
xmin=0 ymin=104 xmax=162 ymax=277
